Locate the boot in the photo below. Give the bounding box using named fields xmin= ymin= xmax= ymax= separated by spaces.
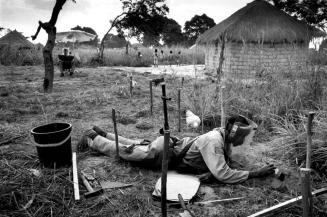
xmin=92 ymin=126 xmax=107 ymax=138
xmin=77 ymin=129 xmax=98 ymax=152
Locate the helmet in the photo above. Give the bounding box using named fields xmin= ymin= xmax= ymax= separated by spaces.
xmin=226 ymin=115 xmax=257 ymax=146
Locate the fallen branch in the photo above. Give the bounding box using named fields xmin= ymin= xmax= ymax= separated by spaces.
xmin=248 ymin=187 xmax=327 ymax=217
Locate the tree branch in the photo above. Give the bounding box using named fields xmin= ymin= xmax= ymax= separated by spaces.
xmin=31 ymin=21 xmax=42 ymax=41
xmin=31 ymin=0 xmax=67 ymax=40
xmin=49 ymin=0 xmax=67 ymax=25
xmin=105 ymin=12 xmax=128 ymax=37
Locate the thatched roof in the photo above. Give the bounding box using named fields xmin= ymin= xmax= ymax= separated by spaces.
xmin=0 ymin=30 xmax=34 ymax=49
xmin=197 ymin=0 xmax=324 ymax=44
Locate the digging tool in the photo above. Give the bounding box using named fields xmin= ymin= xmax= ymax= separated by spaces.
xmin=80 ymin=173 xmax=103 ymax=199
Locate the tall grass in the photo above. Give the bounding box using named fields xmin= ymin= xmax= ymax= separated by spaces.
xmin=269 ymin=111 xmax=327 ymax=177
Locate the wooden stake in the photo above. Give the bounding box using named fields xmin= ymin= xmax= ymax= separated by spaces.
xmin=301 ymin=168 xmax=312 ymax=217
xmin=149 ymin=80 xmax=153 ymax=116
xmin=306 ymin=112 xmax=315 ymax=169
xmin=220 ymin=84 xmax=225 ymax=128
xmin=112 ymin=108 xmax=119 ymax=159
xmin=178 ymin=88 xmax=181 ymax=132
xmin=72 ymin=152 xmax=80 ymax=201
xmin=160 ymin=83 xmax=171 ymax=217
xmin=161 ymin=130 xmax=170 ymax=217
xmin=161 ymin=83 xmax=170 ymax=130
xmin=129 ymin=75 xmax=133 ymax=98
xmin=181 ymin=77 xmax=184 ymax=87
xmin=302 ymin=111 xmax=315 ymax=217
xmin=216 ymin=33 xmax=226 ymax=128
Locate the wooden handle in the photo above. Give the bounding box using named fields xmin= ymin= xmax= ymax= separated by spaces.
xmin=81 ymin=173 xmax=93 ymax=192
xmin=178 ymin=194 xmax=187 ymax=210
xmin=178 ymin=193 xmax=195 ymax=217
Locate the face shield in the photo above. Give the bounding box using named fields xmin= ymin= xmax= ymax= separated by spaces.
xmin=230 ymin=115 xmax=257 ymax=147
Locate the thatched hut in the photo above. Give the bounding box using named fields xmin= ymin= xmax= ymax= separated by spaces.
xmin=0 ymin=30 xmax=42 ymax=65
xmin=196 ymin=0 xmax=323 ymax=76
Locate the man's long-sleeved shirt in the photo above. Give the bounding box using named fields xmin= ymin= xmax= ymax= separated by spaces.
xmin=91 ymin=128 xmax=249 ymax=183
xmin=182 ymin=128 xmax=249 ymax=184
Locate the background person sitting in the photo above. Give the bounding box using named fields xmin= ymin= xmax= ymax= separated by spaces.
xmin=58 ymin=48 xmax=75 ymax=77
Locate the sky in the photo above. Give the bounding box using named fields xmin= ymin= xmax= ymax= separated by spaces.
xmin=0 ymin=0 xmax=253 ymax=44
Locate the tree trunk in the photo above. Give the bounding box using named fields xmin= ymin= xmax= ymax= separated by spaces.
xmin=43 ymin=27 xmax=56 ymax=93
xmin=31 ymin=0 xmax=67 ymax=93
xmin=99 ymin=12 xmax=127 ymax=61
xmin=99 ymin=38 xmax=105 ymax=60
xmin=125 ymin=42 xmax=129 ymax=55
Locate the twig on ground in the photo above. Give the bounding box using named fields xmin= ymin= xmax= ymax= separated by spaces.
xmin=0 ymin=135 xmax=25 ymax=146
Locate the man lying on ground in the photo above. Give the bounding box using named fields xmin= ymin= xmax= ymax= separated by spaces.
xmin=78 ymin=115 xmax=275 ymax=184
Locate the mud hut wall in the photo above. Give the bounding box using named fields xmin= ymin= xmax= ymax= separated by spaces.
xmin=205 ymin=42 xmax=308 ymax=77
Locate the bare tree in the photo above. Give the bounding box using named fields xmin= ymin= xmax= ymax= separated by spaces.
xmin=99 ymin=12 xmax=127 ymax=60
xmin=31 ymin=0 xmax=75 ymax=93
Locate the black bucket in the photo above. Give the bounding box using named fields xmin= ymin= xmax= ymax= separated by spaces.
xmin=31 ymin=122 xmax=72 ymax=168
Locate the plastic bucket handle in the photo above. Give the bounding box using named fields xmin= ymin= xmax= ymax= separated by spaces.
xmin=30 ymin=131 xmax=72 ymax=148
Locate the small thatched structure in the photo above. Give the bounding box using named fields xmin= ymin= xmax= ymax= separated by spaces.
xmin=196 ymin=0 xmax=324 ymax=76
xmin=0 ymin=30 xmax=42 ymax=65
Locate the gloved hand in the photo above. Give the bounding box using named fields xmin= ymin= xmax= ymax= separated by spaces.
xmin=248 ymin=164 xmax=276 ymax=179
xmin=196 ymin=172 xmax=216 ymax=183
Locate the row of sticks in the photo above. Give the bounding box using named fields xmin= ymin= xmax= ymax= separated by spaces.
xmin=71 ymin=79 xmax=180 ymax=216
xmin=134 ymin=76 xmax=326 ymax=217
xmin=129 ymin=75 xmax=184 ymax=132
xmin=74 ymin=74 xmax=325 ymax=216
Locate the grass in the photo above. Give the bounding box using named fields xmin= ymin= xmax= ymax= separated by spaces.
xmin=0 ymin=59 xmax=327 ymax=216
